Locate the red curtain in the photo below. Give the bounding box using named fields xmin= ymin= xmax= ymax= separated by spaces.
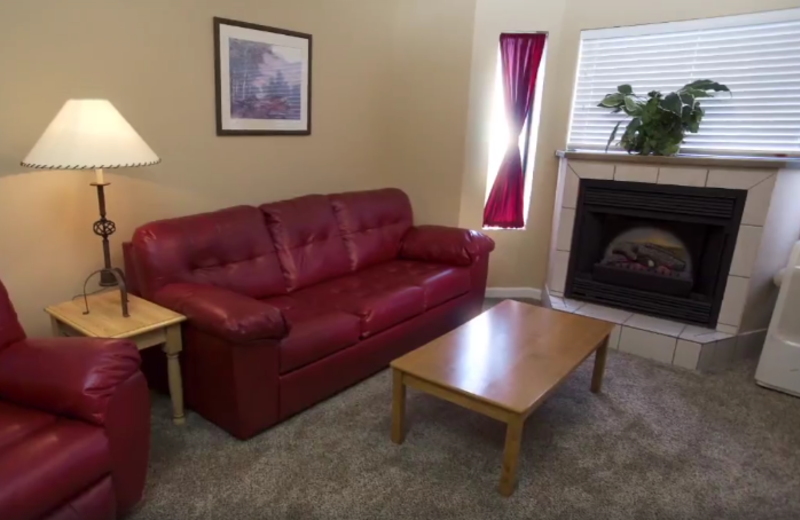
xmin=483 ymin=33 xmax=547 ymax=229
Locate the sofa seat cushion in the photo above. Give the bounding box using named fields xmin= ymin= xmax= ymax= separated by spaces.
xmin=265 ymin=297 xmax=362 ymax=374
xmin=361 ymin=261 xmax=471 ymax=309
xmin=335 ymin=285 xmax=425 ymax=338
xmin=0 ymin=415 xmax=111 ymax=520
xmin=43 ymin=475 xmax=115 ymax=520
xmin=0 ymin=400 xmax=58 ymax=450
xmin=292 ymin=270 xmax=429 ymax=339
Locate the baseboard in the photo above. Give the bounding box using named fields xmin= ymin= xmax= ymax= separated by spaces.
xmin=485 ymin=287 xmax=543 ymax=301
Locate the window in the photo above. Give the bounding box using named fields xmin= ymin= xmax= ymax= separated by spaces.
xmin=567 ymin=8 xmax=800 ymax=156
xmin=484 ymin=34 xmax=547 ymax=229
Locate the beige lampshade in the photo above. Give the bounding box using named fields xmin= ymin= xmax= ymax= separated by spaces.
xmin=22 ymin=99 xmax=160 ymax=170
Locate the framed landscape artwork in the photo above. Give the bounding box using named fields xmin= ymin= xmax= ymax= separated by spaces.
xmin=214 ymin=17 xmax=312 ymax=136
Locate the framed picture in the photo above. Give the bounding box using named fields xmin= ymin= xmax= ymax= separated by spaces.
xmin=214 ymin=17 xmax=312 ymax=136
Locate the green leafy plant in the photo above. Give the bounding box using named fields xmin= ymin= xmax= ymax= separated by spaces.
xmin=598 ymin=80 xmax=731 ymax=156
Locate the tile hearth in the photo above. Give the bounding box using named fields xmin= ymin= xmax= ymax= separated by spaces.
xmin=543 ymin=291 xmax=766 ymax=372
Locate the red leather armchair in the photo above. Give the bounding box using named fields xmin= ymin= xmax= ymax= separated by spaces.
xmin=126 ymin=188 xmax=495 ymax=440
xmin=0 ymin=280 xmax=150 ymax=520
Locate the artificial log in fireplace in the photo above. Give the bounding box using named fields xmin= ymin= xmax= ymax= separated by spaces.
xmin=565 ymin=180 xmax=747 ymax=327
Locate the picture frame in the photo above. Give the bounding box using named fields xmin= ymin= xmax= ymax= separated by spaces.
xmin=213 ymin=17 xmax=312 ymax=136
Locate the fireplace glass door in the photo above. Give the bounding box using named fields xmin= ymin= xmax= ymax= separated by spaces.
xmin=565 ymin=180 xmax=747 ymax=327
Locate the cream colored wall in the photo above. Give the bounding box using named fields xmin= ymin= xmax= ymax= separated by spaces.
xmin=0 ymin=0 xmax=476 ymax=335
xmin=386 ymin=0 xmax=477 ymax=227
xmin=460 ymin=0 xmax=800 ymax=289
xmin=4 ymin=0 xmax=791 ymax=334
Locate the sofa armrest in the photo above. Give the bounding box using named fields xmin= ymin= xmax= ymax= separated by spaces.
xmin=155 ymin=283 xmax=290 ymax=343
xmin=400 ymin=225 xmax=496 ymax=266
xmin=0 ymin=337 xmax=141 ymax=426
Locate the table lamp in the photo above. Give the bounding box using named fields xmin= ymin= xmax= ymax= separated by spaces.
xmin=22 ymin=99 xmax=160 ymax=314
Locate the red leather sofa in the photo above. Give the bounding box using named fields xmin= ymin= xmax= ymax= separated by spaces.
xmin=125 ymin=188 xmax=495 ymax=440
xmin=0 ymin=280 xmax=150 ymax=520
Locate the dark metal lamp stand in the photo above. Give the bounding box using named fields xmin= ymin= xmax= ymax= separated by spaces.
xmin=92 ymin=182 xmax=121 ymax=287
xmin=82 ymin=182 xmax=129 ymax=317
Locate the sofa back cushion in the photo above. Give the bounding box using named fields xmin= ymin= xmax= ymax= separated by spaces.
xmin=0 ymin=280 xmax=25 ymax=351
xmin=260 ymin=195 xmax=351 ymax=291
xmin=131 ymin=206 xmax=287 ymax=300
xmin=329 ymin=189 xmax=413 ymax=271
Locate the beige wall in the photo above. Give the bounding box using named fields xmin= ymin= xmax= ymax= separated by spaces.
xmin=386 ymin=0 xmax=476 ymax=227
xmin=4 ymin=0 xmax=792 ymax=334
xmin=460 ymin=0 xmax=800 ymax=289
xmin=0 ymin=0 xmax=476 ymax=335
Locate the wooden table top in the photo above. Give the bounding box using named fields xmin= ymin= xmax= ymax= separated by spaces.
xmin=391 ymin=300 xmax=614 ymax=415
xmin=45 ymin=290 xmax=185 ymax=339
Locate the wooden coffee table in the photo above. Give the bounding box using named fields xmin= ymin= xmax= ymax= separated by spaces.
xmin=390 ymin=300 xmax=614 ymax=496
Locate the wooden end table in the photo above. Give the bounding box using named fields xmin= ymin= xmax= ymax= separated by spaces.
xmin=45 ymin=290 xmax=188 ymax=425
xmin=390 ymin=300 xmax=613 ymax=497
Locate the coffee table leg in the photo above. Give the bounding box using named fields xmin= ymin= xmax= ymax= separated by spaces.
xmin=164 ymin=325 xmax=186 ymax=426
xmin=591 ymin=336 xmax=610 ymax=394
xmin=391 ymin=368 xmax=406 ymax=444
xmin=499 ymin=415 xmax=524 ymax=497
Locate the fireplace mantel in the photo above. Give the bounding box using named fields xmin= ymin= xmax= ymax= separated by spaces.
xmin=556 ymin=150 xmax=798 ymax=170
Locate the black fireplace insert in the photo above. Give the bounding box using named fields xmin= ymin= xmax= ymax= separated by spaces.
xmin=564 ymin=180 xmax=747 ymax=327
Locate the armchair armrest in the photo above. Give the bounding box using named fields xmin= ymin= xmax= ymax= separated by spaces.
xmin=155 ymin=283 xmax=290 ymax=343
xmin=0 ymin=337 xmax=141 ymax=426
xmin=400 ymin=225 xmax=496 ymax=266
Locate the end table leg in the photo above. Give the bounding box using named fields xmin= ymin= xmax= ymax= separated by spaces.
xmin=50 ymin=316 xmax=63 ymax=337
xmin=391 ymin=368 xmax=406 ymax=444
xmin=164 ymin=325 xmax=186 ymax=426
xmin=591 ymin=336 xmax=610 ymax=394
xmin=499 ymin=415 xmax=524 ymax=497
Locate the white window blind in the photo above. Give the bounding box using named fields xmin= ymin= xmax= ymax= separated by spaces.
xmin=568 ymin=8 xmax=800 ymax=156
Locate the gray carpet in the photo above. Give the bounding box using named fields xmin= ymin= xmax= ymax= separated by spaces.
xmin=129 ymin=349 xmax=800 ymax=520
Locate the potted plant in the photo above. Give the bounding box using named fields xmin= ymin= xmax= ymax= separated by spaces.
xmin=598 ymin=80 xmax=730 ymax=156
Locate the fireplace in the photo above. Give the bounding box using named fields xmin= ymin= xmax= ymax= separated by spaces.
xmin=565 ymin=180 xmax=747 ymax=327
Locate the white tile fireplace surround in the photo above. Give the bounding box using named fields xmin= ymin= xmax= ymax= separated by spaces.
xmin=546 ymin=152 xmax=800 ymax=372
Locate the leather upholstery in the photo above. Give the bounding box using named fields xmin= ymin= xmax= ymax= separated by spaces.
xmin=340 ymin=285 xmax=425 ymax=337
xmin=131 ymin=205 xmax=287 ymax=300
xmin=265 ymin=295 xmax=361 ymax=374
xmin=124 ymin=188 xmax=493 ymax=439
xmin=400 ymin=225 xmax=497 ymax=266
xmin=0 ymin=282 xmax=150 ymax=520
xmin=260 ymin=195 xmax=352 ymax=291
xmin=0 ymin=338 xmax=141 ymax=426
xmin=0 ymin=419 xmax=110 ymax=520
xmin=43 ymin=477 xmax=115 ymax=520
xmin=468 ymin=254 xmax=492 ymax=317
xmin=121 ymin=241 xmax=141 ymax=298
xmin=347 ymin=261 xmax=471 ymax=310
xmin=0 ymin=280 xmax=25 ymax=351
xmin=155 ymin=283 xmax=290 ymax=343
xmin=263 ymin=260 xmax=469 ymax=371
xmin=180 ymin=326 xmax=281 ymax=440
xmin=278 ymin=311 xmax=361 ymax=373
xmin=104 ymin=372 xmax=150 ymax=514
xmin=279 ymin=294 xmax=471 ymax=420
xmin=0 ymin=401 xmax=56 ymax=451
xmin=290 ymin=272 xmax=426 ymax=338
xmin=330 ymin=188 xmax=413 ymax=271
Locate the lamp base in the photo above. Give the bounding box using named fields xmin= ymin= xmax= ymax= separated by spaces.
xmin=82 ymin=267 xmax=129 ymax=318
xmin=99 ymin=269 xmax=119 ymax=287
xmin=92 ymin=182 xmax=119 ymax=288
